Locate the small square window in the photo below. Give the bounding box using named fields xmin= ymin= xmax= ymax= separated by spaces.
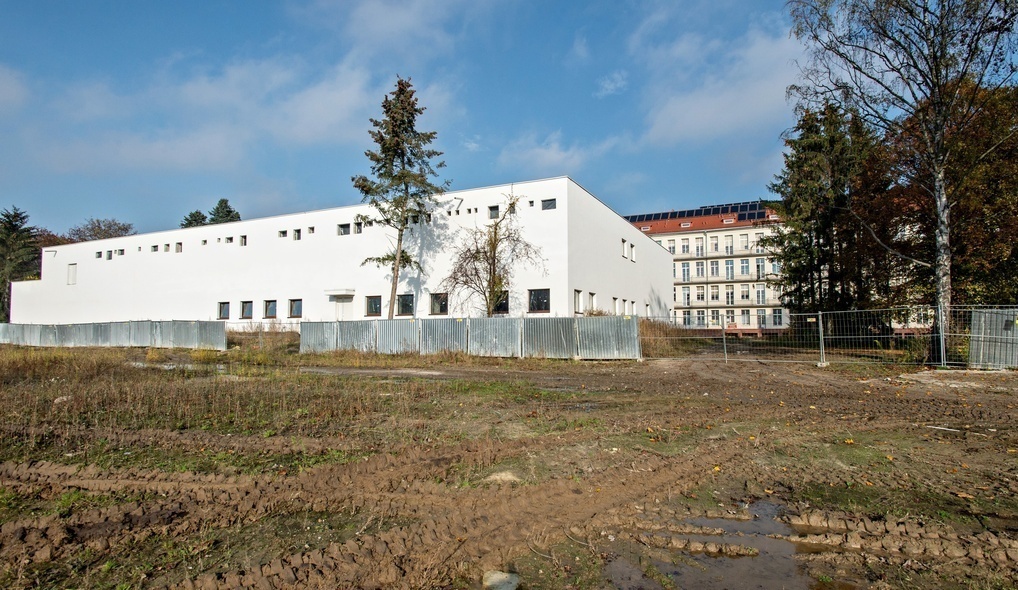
xmin=278 ymin=230 xmax=287 ymax=238
xmin=201 ymin=239 xmax=208 ymax=246
xmin=240 ymin=301 xmax=253 ymax=319
xmin=541 ymin=198 xmax=556 ymax=210
xmin=488 ymin=205 xmax=499 ymax=219
xmin=288 ymin=299 xmax=302 ymax=318
xmin=225 ymin=236 xmax=233 ymax=244
xmin=175 ymin=242 xmax=182 ymax=253
xmin=164 ymin=244 xmax=170 ymax=252
xmin=264 ymin=300 xmax=277 ymax=319
xmin=492 ymin=291 xmax=509 ymax=314
xmin=354 ymin=222 xmax=362 ymax=234
xmin=293 ymin=229 xmax=301 ymax=241
xmin=338 ymin=223 xmax=350 ymax=236
xmin=528 ymin=289 xmax=550 ymax=313
xmin=365 ymin=295 xmax=382 ymax=316
xmin=106 ymin=250 xmax=112 ymax=260
xmin=307 ymin=226 xmax=315 ymax=234
xmin=240 ymin=235 xmax=247 ymax=246
xmin=96 ymin=251 xmax=102 ymax=258
xmin=218 ymin=302 xmax=230 ymax=320
xmin=116 ymin=249 xmax=125 ymax=256
xmin=151 ymin=245 xmax=158 ymax=252
xmin=430 ymin=293 xmax=448 ymax=315
xmin=397 ymin=294 xmax=414 ymax=316
xmin=66 ymin=263 xmax=77 ymax=285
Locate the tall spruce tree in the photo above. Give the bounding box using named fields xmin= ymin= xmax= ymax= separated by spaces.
xmin=0 ymin=207 xmax=37 ymax=322
xmin=180 ymin=210 xmax=209 ymax=228
xmin=207 ymin=199 xmax=241 ymax=224
xmin=353 ymin=77 xmax=448 ymax=319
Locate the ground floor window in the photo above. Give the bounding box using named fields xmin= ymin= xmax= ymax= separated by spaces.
xmin=288 ymin=299 xmax=302 ymax=318
xmin=365 ymin=296 xmax=381 ymax=316
xmin=528 ymin=289 xmax=550 ymax=313
xmin=240 ymin=301 xmax=253 ymax=319
xmin=741 ymin=309 xmax=751 ymax=325
xmin=493 ymin=291 xmax=509 ymax=314
xmin=430 ymin=293 xmax=448 ymax=315
xmin=773 ymin=308 xmax=783 ymax=326
xmin=264 ymin=300 xmax=277 ymax=319
xmin=397 ymin=294 xmax=414 ymax=316
xmin=757 ymin=309 xmax=767 ymax=326
xmin=217 ymin=302 xmax=230 ymax=320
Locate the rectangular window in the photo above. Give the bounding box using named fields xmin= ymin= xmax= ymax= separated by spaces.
xmin=264 ymin=300 xmax=277 ymax=319
xmin=724 ymin=236 xmax=734 ymax=255
xmin=430 ymin=293 xmax=448 ymax=315
xmin=696 ymin=310 xmax=706 ymax=326
xmin=175 ymin=242 xmax=183 ymax=253
xmin=629 ymin=243 xmax=636 ymax=261
xmin=673 ymin=262 xmax=677 ymax=278
xmin=725 ymin=260 xmax=734 ymax=280
xmin=308 ymin=226 xmax=315 ymax=234
xmin=741 ymin=285 xmax=750 ymax=301
xmin=528 ymin=288 xmax=551 ymax=313
xmin=541 ymin=198 xmax=556 ymax=210
xmin=164 ymin=244 xmax=170 ymax=252
xmin=773 ymin=308 xmax=784 ymax=326
xmin=710 ymin=260 xmax=719 ymax=277
xmin=240 ymin=235 xmax=247 ymax=246
xmin=710 ymin=285 xmax=720 ymax=302
xmin=338 ymin=224 xmax=351 ymax=235
xmin=667 ymin=239 xmax=675 ymax=255
xmin=695 ymin=261 xmax=704 ymax=278
xmin=278 ymin=230 xmax=287 ymax=238
xmin=681 ymin=238 xmax=689 ymax=254
xmin=725 ymin=310 xmax=735 ymax=325
xmin=673 ymin=286 xmax=677 ymax=302
xmin=493 ymin=291 xmax=509 ymax=314
xmin=741 ymin=259 xmax=750 ymax=275
xmin=106 ymin=250 xmax=112 ymax=260
xmin=365 ymin=295 xmax=382 ymax=317
xmin=218 ymin=302 xmax=230 ymax=320
xmin=397 ymin=294 xmax=414 ymax=316
xmin=740 ymin=234 xmax=749 ymax=250
xmin=354 ymin=222 xmax=363 ymax=234
xmin=694 ymin=237 xmax=704 ymax=257
xmin=574 ymin=289 xmax=582 ymax=313
xmin=288 ymin=299 xmax=302 ymax=318
xmin=682 ymin=286 xmax=690 ymax=306
xmin=293 ymin=229 xmax=301 ymax=241
xmin=711 ymin=309 xmax=721 ymax=326
xmin=682 ymin=310 xmax=691 ymax=326
xmin=240 ymin=301 xmax=253 ymax=319
xmin=755 ymin=232 xmax=765 ymax=253
xmin=756 ymin=285 xmax=767 ymax=305
xmin=756 ymin=258 xmax=766 ymax=279
xmin=95 ymin=251 xmax=102 ymax=258
xmin=621 ymin=239 xmax=627 ymax=258
xmin=612 ymin=297 xmax=619 ymax=314
xmin=725 ymin=285 xmax=735 ymax=305
xmin=742 ymin=309 xmax=751 ymax=325
xmin=150 ymin=245 xmax=158 ymax=252
xmin=66 ymin=263 xmax=77 ymax=285
xmin=488 ymin=205 xmax=499 ymax=219
xmin=225 ymin=236 xmax=234 ymax=244
xmin=710 ymin=236 xmax=718 ymax=252
xmin=695 ymin=286 xmax=705 ymax=301
xmin=201 ymin=240 xmax=207 ymax=246
xmin=771 ymin=259 xmax=780 ymax=274
xmin=681 ymin=262 xmax=690 ymax=282
xmin=757 ymin=309 xmax=767 ymax=326
xmin=588 ymin=292 xmax=595 ymax=310
xmin=116 ymin=249 xmax=125 ymax=256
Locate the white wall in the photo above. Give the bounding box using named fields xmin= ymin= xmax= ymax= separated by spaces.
xmin=12 ymin=178 xmax=672 ymax=326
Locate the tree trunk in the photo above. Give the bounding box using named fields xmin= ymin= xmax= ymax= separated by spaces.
xmin=388 ymin=228 xmax=405 ymax=320
xmin=933 ymin=165 xmax=952 ymax=335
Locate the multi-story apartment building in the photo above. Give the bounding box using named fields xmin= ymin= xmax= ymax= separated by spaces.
xmin=626 ymin=201 xmax=788 ymax=334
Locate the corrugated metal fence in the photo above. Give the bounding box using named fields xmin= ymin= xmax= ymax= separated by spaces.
xmin=0 ymin=321 xmax=227 ymax=350
xmin=300 ymin=316 xmax=641 ymax=360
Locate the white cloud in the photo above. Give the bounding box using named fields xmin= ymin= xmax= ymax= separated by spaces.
xmin=569 ymin=34 xmax=590 ymax=63
xmin=594 ymin=70 xmax=628 ymax=98
xmin=461 ymin=134 xmax=483 ymax=152
xmin=0 ymin=64 xmax=29 ymax=114
xmin=266 ymin=63 xmax=378 ymax=144
xmin=638 ymin=27 xmax=802 ymax=145
xmin=497 ymin=131 xmax=616 ymax=177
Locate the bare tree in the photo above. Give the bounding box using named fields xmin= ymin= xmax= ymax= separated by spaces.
xmin=788 ymin=0 xmax=1018 ymax=319
xmin=66 ymin=218 xmax=136 ymax=242
xmin=441 ymin=194 xmax=544 ymax=317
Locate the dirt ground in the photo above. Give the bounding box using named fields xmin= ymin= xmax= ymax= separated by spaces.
xmin=0 ymin=353 xmax=1016 ymax=589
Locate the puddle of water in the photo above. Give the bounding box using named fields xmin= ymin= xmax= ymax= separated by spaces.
xmin=604 ymin=502 xmax=851 ymax=590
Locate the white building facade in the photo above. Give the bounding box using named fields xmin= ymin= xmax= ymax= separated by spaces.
xmin=12 ymin=178 xmax=672 ymax=328
xmin=626 ymin=202 xmax=789 ymax=334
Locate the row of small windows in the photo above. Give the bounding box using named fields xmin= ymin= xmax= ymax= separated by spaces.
xmin=96 ymin=236 xmax=249 ymax=260
xmin=675 ymin=308 xmax=785 ymax=328
xmin=655 ymin=233 xmax=768 ymax=256
xmin=672 ymin=259 xmax=780 ymax=281
xmin=218 ymin=299 xmax=302 ymax=320
xmin=673 ymin=284 xmax=778 ymax=306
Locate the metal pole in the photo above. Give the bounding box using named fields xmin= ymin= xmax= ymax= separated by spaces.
xmin=817 ymin=311 xmax=827 ymax=366
xmin=722 ymin=324 xmax=728 ymax=363
xmin=938 ymin=304 xmax=947 ymax=368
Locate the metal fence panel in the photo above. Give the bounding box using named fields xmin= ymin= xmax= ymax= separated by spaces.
xmin=171 ymin=321 xmax=197 ymax=349
xmin=968 ymin=309 xmax=1018 ymax=369
xmin=0 ymin=323 xmax=8 ymax=344
xmin=337 ymin=320 xmax=376 ymax=352
xmin=93 ymin=323 xmax=112 ymax=346
xmin=38 ymin=325 xmax=57 ymax=347
xmin=576 ymin=316 xmax=640 ymax=359
xmin=523 ymin=317 xmax=577 ymax=359
xmin=377 ymin=320 xmax=419 ymax=354
xmin=300 ymin=322 xmax=337 ymax=353
xmin=131 ymin=321 xmax=153 ymax=347
xmin=197 ymin=321 xmax=227 ymax=350
xmin=467 ymin=317 xmax=521 ymax=357
xmin=110 ymin=322 xmax=132 ymax=347
xmin=421 ymin=318 xmax=467 ymax=355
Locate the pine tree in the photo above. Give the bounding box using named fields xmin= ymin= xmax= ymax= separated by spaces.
xmin=207 ymin=199 xmax=241 ymax=224
xmin=0 ymin=207 xmax=37 ymax=322
xmin=180 ymin=210 xmax=209 ymax=228
xmin=353 ymin=77 xmax=449 ymax=319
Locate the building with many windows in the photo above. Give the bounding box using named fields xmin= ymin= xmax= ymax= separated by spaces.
xmin=626 ymin=202 xmax=788 ymax=334
xmin=12 ymin=177 xmax=673 ymax=327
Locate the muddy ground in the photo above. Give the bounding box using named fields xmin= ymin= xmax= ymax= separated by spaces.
xmin=0 ymin=354 xmax=1016 ymax=589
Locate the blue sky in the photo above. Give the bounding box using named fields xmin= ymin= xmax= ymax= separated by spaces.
xmin=0 ymin=0 xmax=804 ymax=234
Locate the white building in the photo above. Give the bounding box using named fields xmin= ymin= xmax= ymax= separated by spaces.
xmin=626 ymin=202 xmax=789 ymax=334
xmin=12 ymin=177 xmax=672 ymax=327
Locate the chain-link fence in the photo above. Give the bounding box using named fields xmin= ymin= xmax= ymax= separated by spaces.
xmin=640 ymin=306 xmax=1017 ymax=368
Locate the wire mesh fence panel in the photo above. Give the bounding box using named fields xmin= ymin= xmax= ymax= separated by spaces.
xmin=639 ymin=318 xmax=727 ymax=360
xmin=820 ymin=308 xmax=934 ymax=365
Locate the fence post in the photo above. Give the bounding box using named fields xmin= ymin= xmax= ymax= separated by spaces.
xmin=937 ymin=304 xmax=948 ymax=368
xmin=817 ymin=311 xmax=827 ymax=367
xmin=722 ymin=326 xmax=728 ymax=363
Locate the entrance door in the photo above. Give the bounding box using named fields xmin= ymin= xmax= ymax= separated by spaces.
xmin=332 ymin=294 xmax=354 ymax=320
